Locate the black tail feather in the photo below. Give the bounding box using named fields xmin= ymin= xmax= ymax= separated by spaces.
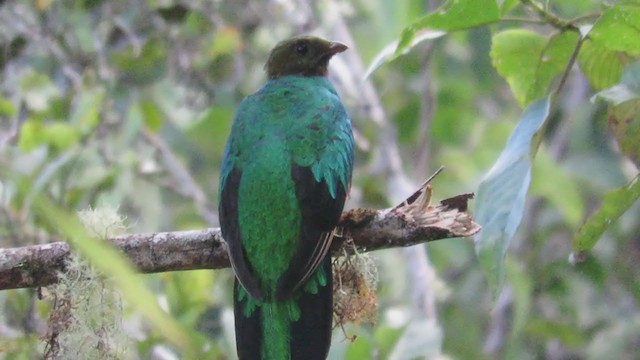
xmin=290 ymin=257 xmax=333 ymax=360
xmin=234 ymin=280 xmax=263 ymax=360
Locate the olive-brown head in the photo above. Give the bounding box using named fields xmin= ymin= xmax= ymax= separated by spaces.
xmin=265 ymin=35 xmax=348 ymax=79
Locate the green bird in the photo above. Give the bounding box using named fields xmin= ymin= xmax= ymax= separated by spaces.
xmin=218 ymin=35 xmax=354 ymax=359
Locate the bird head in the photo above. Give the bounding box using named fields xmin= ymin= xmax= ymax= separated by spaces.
xmin=265 ymin=35 xmax=348 ymax=79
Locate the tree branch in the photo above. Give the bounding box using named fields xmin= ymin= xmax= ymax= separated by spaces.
xmin=0 ymin=181 xmax=480 ymax=291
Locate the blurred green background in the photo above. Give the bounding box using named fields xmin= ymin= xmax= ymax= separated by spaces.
xmin=1 ymin=0 xmax=639 ymax=359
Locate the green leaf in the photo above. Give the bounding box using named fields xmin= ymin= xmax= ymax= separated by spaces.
xmin=17 ymin=120 xmax=45 ymax=151
xmin=592 ymin=61 xmax=640 ymax=105
xmin=70 ymin=89 xmax=104 ymax=134
xmin=500 ymin=0 xmax=520 ymax=15
xmin=0 ymin=97 xmax=17 ymax=116
xmin=572 ymin=175 xmax=640 ymax=253
xmin=578 ymin=39 xmax=629 ymax=90
xmin=491 ymin=30 xmax=579 ymax=106
xmin=207 ymin=26 xmax=241 ymax=58
xmin=43 ymin=122 xmax=80 ymax=151
xmin=395 ymin=0 xmax=499 ymax=56
xmin=140 ymin=100 xmax=164 ymax=131
xmin=474 ymin=97 xmax=551 ymax=296
xmin=19 ymin=120 xmax=81 ymax=151
xmin=589 ymin=3 xmax=640 ymax=56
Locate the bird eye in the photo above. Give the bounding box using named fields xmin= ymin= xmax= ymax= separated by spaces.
xmin=295 ymin=42 xmax=309 ymax=56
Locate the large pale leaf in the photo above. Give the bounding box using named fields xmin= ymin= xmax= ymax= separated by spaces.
xmin=474 ymin=97 xmax=551 ymax=296
xmin=491 ymin=30 xmax=579 ymax=106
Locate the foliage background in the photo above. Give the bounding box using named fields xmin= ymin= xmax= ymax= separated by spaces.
xmin=1 ymin=0 xmax=639 ymax=359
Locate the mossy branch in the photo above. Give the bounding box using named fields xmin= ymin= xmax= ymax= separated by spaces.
xmin=0 ymin=181 xmax=479 ymax=291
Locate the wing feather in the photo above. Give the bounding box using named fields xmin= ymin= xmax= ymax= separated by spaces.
xmin=274 ymin=164 xmax=347 ymax=300
xmin=219 ymin=167 xmax=264 ymax=300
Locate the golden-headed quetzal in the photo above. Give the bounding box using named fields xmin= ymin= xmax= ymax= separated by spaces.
xmin=218 ymin=35 xmax=354 ymax=359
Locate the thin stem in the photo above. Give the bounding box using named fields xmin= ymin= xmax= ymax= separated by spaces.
xmin=520 ymin=0 xmax=575 ymax=30
xmin=552 ymin=34 xmax=584 ymax=100
xmin=569 ymin=12 xmax=602 ymax=23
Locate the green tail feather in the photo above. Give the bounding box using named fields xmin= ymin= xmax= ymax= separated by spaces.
xmin=261 ymin=301 xmax=300 ymax=359
xmin=234 ymin=258 xmax=333 ymax=360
